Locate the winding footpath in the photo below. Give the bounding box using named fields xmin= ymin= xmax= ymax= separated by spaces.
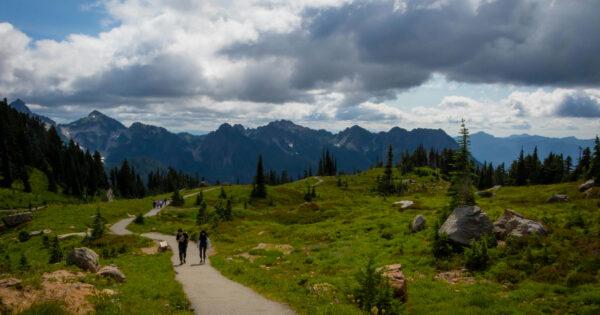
xmin=109 ymin=188 xmax=295 ymax=315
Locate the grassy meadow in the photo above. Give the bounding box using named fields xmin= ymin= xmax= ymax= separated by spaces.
xmin=131 ymin=168 xmax=600 ymax=315
xmin=1 ymin=167 xmax=599 ymax=314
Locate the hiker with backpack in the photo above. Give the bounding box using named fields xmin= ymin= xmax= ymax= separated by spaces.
xmin=176 ymin=228 xmax=189 ymax=264
xmin=198 ymin=230 xmax=209 ymax=264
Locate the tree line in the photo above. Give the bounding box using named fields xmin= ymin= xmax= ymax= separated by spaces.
xmin=0 ymin=99 xmax=108 ymax=198
xmin=475 ymin=141 xmax=600 ymax=190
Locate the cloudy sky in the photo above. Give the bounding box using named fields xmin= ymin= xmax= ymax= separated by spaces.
xmin=1 ymin=0 xmax=599 ymax=137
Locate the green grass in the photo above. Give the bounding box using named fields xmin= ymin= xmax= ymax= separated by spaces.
xmin=1 ymin=231 xmax=193 ymax=315
xmin=0 ymin=188 xmax=200 ymax=315
xmin=0 ymin=168 xmax=76 ymax=209
xmin=3 ymin=167 xmax=599 ymax=314
xmin=130 ymin=168 xmax=600 ymax=314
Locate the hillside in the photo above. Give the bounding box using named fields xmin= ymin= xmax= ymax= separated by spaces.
xmin=128 ymin=168 xmax=600 ymax=314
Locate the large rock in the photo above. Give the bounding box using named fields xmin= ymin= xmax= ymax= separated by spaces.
xmin=410 ymin=215 xmax=426 ymax=233
xmin=97 ymin=265 xmax=126 ymax=283
xmin=547 ymin=194 xmax=568 ymax=203
xmin=2 ymin=212 xmax=32 ymax=227
xmin=439 ymin=206 xmax=493 ymax=246
xmin=579 ymin=179 xmax=595 ymax=192
xmin=493 ymin=209 xmax=546 ymax=239
xmin=378 ymin=264 xmax=407 ymax=302
xmin=67 ymin=248 xmax=100 ymax=272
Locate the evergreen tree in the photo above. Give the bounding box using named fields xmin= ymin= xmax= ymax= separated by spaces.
xmin=448 ymin=119 xmax=475 ymax=207
xmin=589 ymin=136 xmax=600 ymax=183
xmin=251 ymin=155 xmax=267 ymax=198
xmin=197 ymin=201 xmax=208 ymax=225
xmin=171 ymin=189 xmax=185 ymax=207
xmin=196 ymin=190 xmax=204 ymax=206
xmin=48 ymin=236 xmax=63 ymax=264
xmin=219 ymin=186 xmax=227 ymax=199
xmin=90 ymin=208 xmax=105 ymax=240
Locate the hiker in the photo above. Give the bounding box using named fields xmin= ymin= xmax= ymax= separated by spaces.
xmin=198 ymin=230 xmax=209 ymax=263
xmin=176 ymin=228 xmax=189 ymax=264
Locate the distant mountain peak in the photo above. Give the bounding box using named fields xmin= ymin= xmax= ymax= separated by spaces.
xmin=9 ymin=98 xmax=32 ymax=114
xmin=8 ymin=98 xmax=55 ymax=126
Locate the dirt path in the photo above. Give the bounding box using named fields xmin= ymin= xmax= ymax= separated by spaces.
xmin=312 ymin=176 xmax=324 ymax=187
xmin=110 ymin=187 xmax=294 ymax=315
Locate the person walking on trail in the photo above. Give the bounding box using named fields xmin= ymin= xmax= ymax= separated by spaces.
xmin=198 ymin=230 xmax=209 ymax=264
xmin=176 ymin=228 xmax=189 ymax=264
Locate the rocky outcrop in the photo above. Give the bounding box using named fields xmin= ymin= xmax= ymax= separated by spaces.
xmin=67 ymin=248 xmax=99 ymax=272
xmin=97 ymin=265 xmax=126 ymax=283
xmin=439 ymin=206 xmax=493 ymax=246
xmin=393 ymin=200 xmax=414 ymax=210
xmin=547 ymin=194 xmax=568 ymax=203
xmin=493 ymin=209 xmax=546 ymax=239
xmin=2 ymin=212 xmax=32 ymax=227
xmin=378 ymin=264 xmax=407 ymax=302
xmin=410 ymin=215 xmax=426 ymax=233
xmin=579 ymin=179 xmax=595 ymax=192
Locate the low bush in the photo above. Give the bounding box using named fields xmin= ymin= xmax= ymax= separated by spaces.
xmin=18 ymin=230 xmax=31 ymax=242
xmin=354 ymin=257 xmax=401 ymax=315
xmin=465 ymin=238 xmax=489 ymax=271
xmin=566 ymin=271 xmax=597 ymax=287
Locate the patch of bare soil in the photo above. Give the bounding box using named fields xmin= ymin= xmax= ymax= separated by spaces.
xmin=434 ymin=269 xmax=476 ymax=285
xmin=0 ymin=270 xmax=108 ymax=314
xmin=254 ymin=243 xmax=294 ymax=255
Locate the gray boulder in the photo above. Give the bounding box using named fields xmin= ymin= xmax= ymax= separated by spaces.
xmin=579 ymin=179 xmax=595 ymax=192
xmin=2 ymin=212 xmax=32 ymax=227
xmin=547 ymin=194 xmax=568 ymax=203
xmin=410 ymin=215 xmax=426 ymax=233
xmin=67 ymin=247 xmax=100 ymax=272
xmin=439 ymin=206 xmax=493 ymax=246
xmin=493 ymin=209 xmax=546 ymax=239
xmin=97 ymin=265 xmax=126 ymax=282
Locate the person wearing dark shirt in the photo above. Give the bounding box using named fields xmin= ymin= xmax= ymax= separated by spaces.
xmin=198 ymin=230 xmax=208 ymax=264
xmin=176 ymin=228 xmax=189 ymax=264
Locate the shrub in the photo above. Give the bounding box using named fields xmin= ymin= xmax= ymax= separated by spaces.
xmin=134 ymin=213 xmax=145 ymax=224
xmin=41 ymin=234 xmax=50 ymax=248
xmin=432 ymin=223 xmax=453 ymax=259
xmin=18 ymin=230 xmax=31 ymax=242
xmin=566 ymin=271 xmax=597 ymax=287
xmin=491 ymin=262 xmax=524 ymax=284
xmin=18 ymin=253 xmax=30 ymax=272
xmin=354 ymin=257 xmax=401 ymax=315
xmin=48 ymin=236 xmax=63 ymax=264
xmin=0 ymin=253 xmax=11 ymax=273
xmin=464 ymin=238 xmax=489 ymax=271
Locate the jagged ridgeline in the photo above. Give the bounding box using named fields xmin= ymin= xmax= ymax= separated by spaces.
xmin=0 ymin=98 xmax=107 ymax=197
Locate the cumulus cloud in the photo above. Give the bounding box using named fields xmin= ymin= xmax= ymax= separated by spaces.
xmin=1 ymin=0 xmax=599 ymax=136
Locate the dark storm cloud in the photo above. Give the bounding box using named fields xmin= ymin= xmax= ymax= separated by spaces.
xmin=222 ymin=0 xmax=600 ymax=103
xmin=555 ymin=92 xmax=600 ymax=118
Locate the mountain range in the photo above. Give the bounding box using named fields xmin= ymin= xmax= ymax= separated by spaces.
xmin=8 ymin=99 xmax=596 ymax=182
xmin=469 ymin=132 xmax=596 ymax=167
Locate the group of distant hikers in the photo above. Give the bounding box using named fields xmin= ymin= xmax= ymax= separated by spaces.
xmin=153 ymin=199 xmax=168 ymax=208
xmin=175 ymin=229 xmax=210 ymax=264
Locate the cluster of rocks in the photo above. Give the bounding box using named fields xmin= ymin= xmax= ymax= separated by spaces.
xmin=378 ymin=264 xmax=407 ymax=302
xmin=67 ymin=248 xmax=126 ymax=282
xmin=438 ymin=205 xmax=546 ymax=246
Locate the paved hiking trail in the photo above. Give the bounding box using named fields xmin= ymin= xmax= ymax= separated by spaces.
xmin=109 ymin=188 xmax=295 ymax=315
